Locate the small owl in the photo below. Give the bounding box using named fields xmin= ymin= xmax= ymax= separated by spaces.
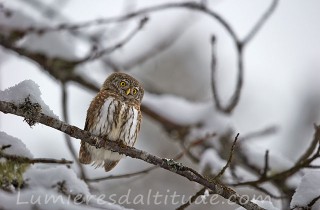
xmin=79 ymin=72 xmax=144 ymax=172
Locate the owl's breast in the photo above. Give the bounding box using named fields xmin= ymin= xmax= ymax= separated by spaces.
xmin=91 ymin=97 xmax=139 ymax=146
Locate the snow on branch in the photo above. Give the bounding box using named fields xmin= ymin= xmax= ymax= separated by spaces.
xmin=291 ymin=171 xmax=320 ymax=209
xmin=0 ymin=80 xmax=58 ymax=118
xmin=0 ymin=99 xmax=264 ymax=210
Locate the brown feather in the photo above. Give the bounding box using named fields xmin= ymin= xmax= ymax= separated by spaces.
xmin=104 ymin=160 xmax=120 ymax=172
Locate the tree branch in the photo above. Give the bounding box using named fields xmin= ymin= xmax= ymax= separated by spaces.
xmin=85 ymin=166 xmax=156 ymax=182
xmin=75 ymin=17 xmax=149 ymax=64
xmin=0 ymin=31 xmax=191 ymax=137
xmin=176 ymin=133 xmax=239 ymax=210
xmin=242 ymin=0 xmax=279 ymax=45
xmin=87 ymin=136 xmax=210 ymax=182
xmin=235 ymin=125 xmax=320 ymax=186
xmin=0 ymin=152 xmax=73 ymax=165
xmin=0 ymin=99 xmax=265 ymax=210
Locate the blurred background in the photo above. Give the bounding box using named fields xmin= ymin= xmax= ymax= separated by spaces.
xmin=1 ymin=0 xmax=320 ymax=209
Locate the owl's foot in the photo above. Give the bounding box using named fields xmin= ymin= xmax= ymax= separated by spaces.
xmin=118 ymin=141 xmax=127 ymax=148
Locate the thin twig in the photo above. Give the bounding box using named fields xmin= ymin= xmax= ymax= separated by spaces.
xmin=0 ymin=100 xmax=265 ymax=210
xmin=214 ymin=133 xmax=239 ymax=179
xmin=0 ymin=144 xmax=11 ymax=150
xmin=2 ymin=1 xmax=278 ymax=116
xmin=241 ymin=125 xmax=278 ymax=142
xmin=261 ymin=150 xmax=269 ymax=178
xmin=250 ymin=184 xmax=286 ymax=200
xmin=8 ymin=2 xmax=238 ymax=40
xmin=234 ymin=125 xmax=320 ymax=186
xmin=242 ymin=0 xmax=279 ymax=45
xmin=0 ymin=152 xmax=73 ymax=165
xmin=176 ymin=187 xmax=206 ymax=210
xmin=0 ymin=32 xmax=191 ymax=138
xmin=176 ymin=133 xmax=239 ymax=210
xmin=86 ymin=166 xmax=156 ymax=182
xmin=209 ymin=0 xmax=278 ymax=114
xmin=296 ymin=123 xmax=320 ymax=164
xmin=307 ymin=195 xmax=320 ymax=209
xmin=61 ymin=83 xmax=88 ymax=180
xmin=75 ymin=17 xmax=149 ymax=64
xmin=123 ymin=20 xmax=193 ymax=70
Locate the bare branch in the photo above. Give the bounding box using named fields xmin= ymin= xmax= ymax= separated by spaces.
xmin=241 ymin=125 xmax=278 ymax=142
xmin=209 ymin=0 xmax=278 ymax=113
xmin=296 ymin=123 xmax=320 ymax=164
xmin=0 ymin=32 xmax=192 ymax=137
xmin=10 ymin=2 xmax=237 ymax=41
xmin=75 ymin=17 xmax=149 ymax=64
xmin=235 ymin=125 xmax=320 ymax=186
xmin=307 ymin=195 xmax=320 ymax=209
xmin=0 ymin=152 xmax=73 ymax=165
xmin=261 ymin=150 xmax=270 ymax=178
xmin=0 ymin=99 xmax=265 ymax=210
xmin=176 ymin=133 xmax=239 ymax=210
xmin=215 ymin=133 xmax=239 ymax=180
xmin=1 ymin=0 xmax=278 ymax=115
xmin=86 ymin=166 xmax=156 ymax=182
xmin=123 ymin=20 xmax=193 ymax=70
xmin=176 ymin=187 xmax=207 ymax=210
xmin=242 ymin=0 xmax=279 ymax=45
xmin=250 ymin=184 xmax=286 ymax=200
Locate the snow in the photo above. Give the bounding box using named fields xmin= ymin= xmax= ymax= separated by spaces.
xmin=0 ymin=131 xmax=33 ymax=158
xmin=143 ymin=93 xmax=211 ymax=125
xmin=235 ymin=199 xmax=279 ymax=210
xmin=200 ymin=189 xmax=210 ymax=201
xmin=143 ymin=93 xmax=231 ymax=134
xmin=0 ymin=7 xmax=37 ymax=30
xmin=24 ymin=166 xmax=90 ymax=196
xmin=241 ymin=142 xmax=294 ymax=173
xmin=0 ymin=132 xmax=128 ymax=209
xmin=0 ymin=5 xmax=80 ymax=60
xmin=0 ymin=80 xmax=59 ymax=118
xmin=0 ymin=165 xmax=129 ymax=210
xmin=199 ymin=149 xmax=232 ymax=181
xmin=18 ymin=31 xmax=80 ymax=60
xmin=0 ymin=188 xmax=128 ymax=210
xmin=199 ymin=148 xmax=258 ymax=183
xmin=290 ymin=171 xmax=320 ymax=209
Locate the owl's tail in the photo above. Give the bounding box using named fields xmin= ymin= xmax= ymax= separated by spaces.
xmin=79 ymin=142 xmax=92 ymax=164
xmin=104 ymin=160 xmax=119 ymax=172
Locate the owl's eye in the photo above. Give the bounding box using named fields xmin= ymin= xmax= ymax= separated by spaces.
xmin=133 ymin=88 xmax=138 ymax=95
xmin=120 ymin=81 xmax=127 ymax=87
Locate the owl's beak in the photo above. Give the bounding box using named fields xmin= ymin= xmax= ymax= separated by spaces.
xmin=126 ymin=88 xmax=131 ymax=95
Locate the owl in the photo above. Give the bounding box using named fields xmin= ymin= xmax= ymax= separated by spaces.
xmin=79 ymin=72 xmax=144 ymax=172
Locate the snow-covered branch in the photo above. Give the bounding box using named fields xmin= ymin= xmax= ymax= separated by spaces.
xmin=0 ymin=99 xmax=264 ymax=210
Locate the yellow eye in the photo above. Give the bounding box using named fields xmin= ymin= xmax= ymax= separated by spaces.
xmin=120 ymin=81 xmax=126 ymax=87
xmin=133 ymin=88 xmax=138 ymax=95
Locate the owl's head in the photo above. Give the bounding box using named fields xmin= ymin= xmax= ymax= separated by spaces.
xmin=102 ymin=72 xmax=144 ymax=104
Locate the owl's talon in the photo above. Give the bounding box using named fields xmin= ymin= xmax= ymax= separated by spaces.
xmin=118 ymin=141 xmax=127 ymax=148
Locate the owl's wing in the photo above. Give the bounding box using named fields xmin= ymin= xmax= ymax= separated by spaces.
xmin=84 ymin=92 xmax=106 ymax=131
xmin=79 ymin=94 xmax=104 ymax=164
xmin=79 ymin=111 xmax=93 ymax=164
